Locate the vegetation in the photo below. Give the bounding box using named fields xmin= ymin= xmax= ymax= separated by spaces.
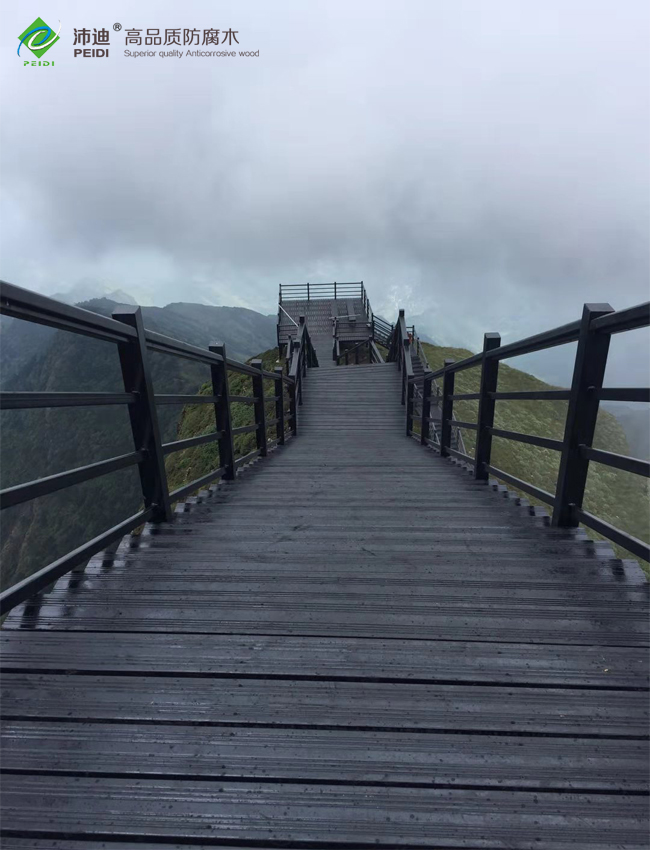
xmin=0 ymin=300 xmax=277 ymax=592
xmin=420 ymin=343 xmax=649 ymax=575
xmin=165 ymin=347 xmax=286 ymax=495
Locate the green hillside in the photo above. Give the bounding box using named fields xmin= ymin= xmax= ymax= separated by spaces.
xmin=420 ymin=343 xmax=649 ymax=573
xmin=165 ymin=347 xmax=285 ymax=495
xmin=0 ymin=301 xmax=277 ymax=593
xmin=166 ymin=343 xmax=648 ymax=577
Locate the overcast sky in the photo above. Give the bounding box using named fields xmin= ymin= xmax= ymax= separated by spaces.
xmin=1 ymin=0 xmax=648 ymax=385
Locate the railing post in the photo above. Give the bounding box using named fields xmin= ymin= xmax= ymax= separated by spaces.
xmin=299 ymin=317 xmax=307 ymax=377
xmin=401 ymin=337 xmax=410 ymax=405
xmin=355 ymin=344 xmax=360 ymax=365
xmin=552 ymin=302 xmax=614 ymax=527
xmin=421 ymin=370 xmax=433 ymax=445
xmin=440 ymin=359 xmax=455 ymax=457
xmin=251 ymin=359 xmax=268 ymax=458
xmin=406 ymin=376 xmax=414 ymax=436
xmin=285 ymin=335 xmax=292 ymax=375
xmin=274 ymin=366 xmax=285 ymax=446
xmin=474 ymin=333 xmax=501 ymax=479
xmin=113 ymin=306 xmax=172 ymax=521
xmin=293 ymin=340 xmax=303 ymax=405
xmin=209 ymin=343 xmax=235 ymax=481
xmin=289 ymin=374 xmax=298 ymax=436
xmin=334 ymin=281 xmax=337 ymax=300
xmin=307 ymin=282 xmax=310 ymax=301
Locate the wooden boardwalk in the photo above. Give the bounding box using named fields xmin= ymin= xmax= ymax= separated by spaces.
xmin=2 ymin=357 xmax=649 ymax=847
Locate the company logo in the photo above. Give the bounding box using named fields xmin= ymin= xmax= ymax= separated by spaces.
xmin=17 ymin=17 xmax=61 ymax=58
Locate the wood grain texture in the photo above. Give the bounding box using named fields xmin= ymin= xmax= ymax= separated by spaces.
xmin=2 ymin=340 xmax=648 ymax=846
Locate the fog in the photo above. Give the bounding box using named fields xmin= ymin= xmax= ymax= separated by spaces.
xmin=1 ymin=0 xmax=648 ymax=385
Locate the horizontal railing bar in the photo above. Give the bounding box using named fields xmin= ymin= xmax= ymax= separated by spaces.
xmin=168 ymin=466 xmax=226 ymax=503
xmin=576 ymin=509 xmax=649 ymax=561
xmin=489 ymin=390 xmax=572 ymax=401
xmin=580 ymin=445 xmax=650 ymax=477
xmin=0 ymin=451 xmax=145 ymax=510
xmin=162 ymin=432 xmax=222 ymax=456
xmin=449 ymin=393 xmax=481 ymax=400
xmin=146 ymin=331 xmax=284 ymax=382
xmin=229 ymin=395 xmax=257 ymax=403
xmin=0 ymin=506 xmax=155 ymax=616
xmin=235 ymin=448 xmax=261 ymax=467
xmin=447 ymin=419 xmax=478 ymax=431
xmin=0 ymin=280 xmax=138 ymax=344
xmin=446 ymin=446 xmax=474 ymax=464
xmin=429 ymin=320 xmax=585 ymax=381
xmin=0 ymin=392 xmax=138 ymax=410
xmin=336 ymin=337 xmax=372 ymax=360
xmin=145 ymin=330 xmax=222 ymax=366
xmin=280 ymin=282 xmax=362 ymax=289
xmin=266 ymin=417 xmax=280 ymax=426
xmin=597 ymin=388 xmax=650 ymax=403
xmin=232 ymin=424 xmax=259 ymax=436
xmin=591 ymin=302 xmax=650 ymax=335
xmin=486 ymin=320 xmax=581 ymax=361
xmin=154 ymin=394 xmax=220 ymax=405
xmin=488 ymin=427 xmax=564 ymax=452
xmin=225 ymin=358 xmax=288 ymax=382
xmin=428 ymin=353 xmax=483 ymax=379
xmin=486 ymin=465 xmax=556 ymax=506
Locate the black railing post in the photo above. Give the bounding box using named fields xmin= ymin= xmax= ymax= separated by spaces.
xmin=474 ymin=333 xmax=501 ymax=480
xmin=285 ymin=335 xmax=292 ymax=375
xmin=406 ymin=376 xmax=414 ymax=436
xmin=274 ymin=366 xmax=285 ymax=446
xmin=209 ymin=343 xmax=235 ymax=481
xmin=421 ymin=370 xmax=433 ymax=445
xmin=289 ymin=375 xmax=298 ymax=436
xmin=334 ymin=281 xmax=337 ymax=300
xmin=552 ymin=303 xmax=614 ymax=527
xmin=401 ymin=337 xmax=410 ymax=405
xmin=307 ymin=282 xmax=310 ymax=301
xmin=440 ymin=359 xmax=455 ymax=457
xmin=251 ymin=359 xmax=268 ymax=458
xmin=293 ymin=340 xmax=303 ymax=405
xmin=355 ymin=344 xmax=360 ymax=365
xmin=113 ymin=306 xmax=172 ymax=521
xmin=299 ymin=317 xmax=307 ymax=377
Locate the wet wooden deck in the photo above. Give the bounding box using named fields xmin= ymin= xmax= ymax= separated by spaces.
xmin=1 ymin=360 xmax=649 ymax=847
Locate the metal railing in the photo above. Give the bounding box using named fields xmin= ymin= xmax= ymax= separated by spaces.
xmin=283 ymin=315 xmax=318 ymax=429
xmin=0 ymin=280 xmax=299 ymax=614
xmin=279 ymin=281 xmax=368 ymax=313
xmin=407 ymin=300 xmax=650 ymax=561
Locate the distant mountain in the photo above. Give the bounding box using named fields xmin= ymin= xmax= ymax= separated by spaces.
xmin=51 ymin=281 xmax=138 ymax=306
xmin=0 ymin=295 xmax=277 ymax=591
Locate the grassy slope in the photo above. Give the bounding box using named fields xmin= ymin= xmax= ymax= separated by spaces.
xmin=165 ymin=348 xmax=285 ymax=494
xmin=164 ymin=342 xmax=648 ymax=576
xmin=421 ymin=343 xmax=649 ymax=573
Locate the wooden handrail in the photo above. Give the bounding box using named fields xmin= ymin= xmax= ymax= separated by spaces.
xmin=0 ymin=280 xmax=300 ymax=615
xmin=398 ymin=300 xmax=649 ymax=563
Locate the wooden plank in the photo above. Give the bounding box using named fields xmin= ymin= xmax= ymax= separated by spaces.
xmin=2 ymin=341 xmax=648 ymax=848
xmin=2 ymin=632 xmax=646 ymax=687
xmin=3 ymin=722 xmax=647 ymax=791
xmin=2 ymin=775 xmax=648 ymax=848
xmin=3 ymin=674 xmax=648 ymax=735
